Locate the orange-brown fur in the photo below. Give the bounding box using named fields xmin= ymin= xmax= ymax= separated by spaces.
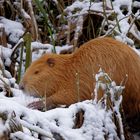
xmin=20 ymin=37 xmax=140 ymax=118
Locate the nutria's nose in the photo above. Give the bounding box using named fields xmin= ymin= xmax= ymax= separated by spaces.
xmin=19 ymin=82 xmax=25 ymax=90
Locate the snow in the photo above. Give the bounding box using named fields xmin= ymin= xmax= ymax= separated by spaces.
xmin=0 ymin=99 xmax=118 ymax=140
xmin=0 ymin=0 xmax=140 ymax=139
xmin=64 ymin=0 xmax=140 ymax=46
xmin=0 ymin=45 xmax=12 ymax=66
xmin=65 ymin=1 xmax=104 ymax=17
xmin=21 ymin=9 xmax=31 ymax=19
xmin=133 ymin=1 xmax=140 ymax=8
xmin=11 ymin=131 xmax=39 ymax=140
xmin=31 ymin=42 xmax=73 ymax=61
xmin=0 ymin=17 xmax=24 ymax=44
xmin=0 ymin=68 xmax=124 ymax=140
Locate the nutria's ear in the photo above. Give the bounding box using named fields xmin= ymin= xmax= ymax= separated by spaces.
xmin=46 ymin=58 xmax=55 ymax=67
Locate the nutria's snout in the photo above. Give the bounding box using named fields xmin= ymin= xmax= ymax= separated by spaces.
xmin=19 ymin=81 xmax=25 ymax=90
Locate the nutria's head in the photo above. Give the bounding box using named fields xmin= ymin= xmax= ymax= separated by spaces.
xmin=20 ymin=54 xmax=68 ymax=97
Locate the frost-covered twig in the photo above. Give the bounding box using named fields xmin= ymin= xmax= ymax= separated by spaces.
xmin=102 ymin=14 xmax=131 ymax=37
xmin=93 ymin=69 xmax=125 ymax=140
xmin=20 ymin=120 xmax=53 ymax=139
xmin=11 ymin=131 xmax=39 ymax=140
xmin=11 ymin=38 xmax=24 ymax=59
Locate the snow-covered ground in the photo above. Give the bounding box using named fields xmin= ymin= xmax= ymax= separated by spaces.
xmin=0 ymin=0 xmax=140 ymax=139
xmin=0 ymin=68 xmax=125 ymax=140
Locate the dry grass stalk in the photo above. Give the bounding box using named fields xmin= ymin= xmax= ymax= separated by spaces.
xmin=24 ymin=0 xmax=39 ymax=41
xmin=55 ymin=0 xmax=65 ymax=14
xmin=0 ymin=77 xmax=12 ymax=97
xmin=0 ymin=24 xmax=7 ymax=47
xmin=102 ymin=0 xmax=110 ymax=28
xmin=66 ymin=20 xmax=71 ymax=44
xmin=127 ymin=13 xmax=140 ymax=45
xmin=10 ymin=39 xmax=24 ymax=78
xmin=0 ymin=111 xmax=23 ymax=140
xmin=9 ymin=112 xmax=23 ymax=133
xmin=76 ymin=72 xmax=80 ymax=102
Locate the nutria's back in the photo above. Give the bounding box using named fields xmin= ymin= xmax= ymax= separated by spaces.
xmin=20 ymin=37 xmax=140 ymax=118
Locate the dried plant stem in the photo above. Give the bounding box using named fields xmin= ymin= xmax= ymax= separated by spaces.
xmin=76 ymin=72 xmax=80 ymax=102
xmin=127 ymin=13 xmax=140 ymax=33
xmin=110 ymin=0 xmax=121 ymax=33
xmin=0 ymin=77 xmax=12 ymax=97
xmin=66 ymin=20 xmax=71 ymax=44
xmin=9 ymin=112 xmax=23 ymax=133
xmin=10 ymin=39 xmax=24 ymax=78
xmin=21 ymin=0 xmax=23 ymax=9
xmin=88 ymin=0 xmax=96 ymax=38
xmin=120 ymin=74 xmax=128 ymax=87
xmin=26 ymin=0 xmax=39 ymax=40
xmin=0 ymin=24 xmax=7 ymax=47
xmin=89 ymin=14 xmax=96 ymax=38
xmin=103 ymin=15 xmax=130 ymax=37
xmin=24 ymin=32 xmax=32 ymax=71
xmin=102 ymin=0 xmax=109 ymax=26
xmin=11 ymin=39 xmax=24 ymax=58
xmin=98 ymin=18 xmax=106 ymax=37
xmin=55 ymin=0 xmax=64 ymax=14
xmin=44 ymin=93 xmax=47 ymax=111
xmin=17 ymin=45 xmax=24 ymax=83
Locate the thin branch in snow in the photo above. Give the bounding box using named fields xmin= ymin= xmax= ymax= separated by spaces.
xmin=20 ymin=120 xmax=53 ymax=139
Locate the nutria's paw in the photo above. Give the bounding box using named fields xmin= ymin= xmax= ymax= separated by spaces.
xmin=28 ymin=100 xmax=45 ymax=111
xmin=27 ymin=100 xmax=57 ymax=111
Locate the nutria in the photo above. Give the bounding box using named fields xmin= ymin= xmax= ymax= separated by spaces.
xmin=20 ymin=37 xmax=140 ymax=119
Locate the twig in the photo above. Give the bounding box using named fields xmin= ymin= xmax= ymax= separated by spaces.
xmin=0 ymin=23 xmax=7 ymax=47
xmin=17 ymin=45 xmax=24 ymax=83
xmin=98 ymin=18 xmax=106 ymax=37
xmin=24 ymin=32 xmax=32 ymax=70
xmin=11 ymin=38 xmax=24 ymax=59
xmin=110 ymin=0 xmax=121 ymax=33
xmin=0 ymin=77 xmax=12 ymax=96
xmin=76 ymin=72 xmax=80 ymax=102
xmin=102 ymin=14 xmax=131 ymax=37
xmin=127 ymin=12 xmax=140 ymax=33
xmin=66 ymin=19 xmax=71 ymax=44
xmin=26 ymin=0 xmax=39 ymax=41
xmin=102 ymin=0 xmax=109 ymax=27
xmin=20 ymin=120 xmax=53 ymax=139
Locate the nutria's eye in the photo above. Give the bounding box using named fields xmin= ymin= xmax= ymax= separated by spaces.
xmin=46 ymin=58 xmax=55 ymax=67
xmin=34 ymin=70 xmax=39 ymax=74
